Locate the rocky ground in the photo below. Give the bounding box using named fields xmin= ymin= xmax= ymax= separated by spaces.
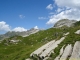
xmin=27 ymin=29 xmax=80 ymax=60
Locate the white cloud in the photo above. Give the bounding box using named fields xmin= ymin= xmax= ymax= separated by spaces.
xmin=0 ymin=21 xmax=11 ymax=31
xmin=57 ymin=8 xmax=64 ymax=13
xmin=46 ymin=4 xmax=53 ymax=10
xmin=0 ymin=21 xmax=28 ymax=33
xmin=46 ymin=0 xmax=80 ymax=25
xmin=12 ymin=27 xmax=27 ymax=32
xmin=55 ymin=0 xmax=80 ymax=9
xmin=38 ymin=17 xmax=48 ymax=20
xmin=19 ymin=15 xmax=25 ymax=19
xmin=34 ymin=26 xmax=38 ymax=29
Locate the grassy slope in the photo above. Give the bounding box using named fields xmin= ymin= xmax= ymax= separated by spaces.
xmin=0 ymin=27 xmax=68 ymax=60
xmin=0 ymin=21 xmax=80 ymax=60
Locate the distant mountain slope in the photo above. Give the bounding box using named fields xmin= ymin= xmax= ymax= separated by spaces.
xmin=0 ymin=28 xmax=39 ymax=40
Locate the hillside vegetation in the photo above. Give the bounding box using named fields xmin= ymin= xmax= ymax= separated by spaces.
xmin=0 ymin=21 xmax=80 ymax=60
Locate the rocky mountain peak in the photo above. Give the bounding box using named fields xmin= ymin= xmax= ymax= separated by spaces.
xmin=54 ymin=19 xmax=77 ymax=27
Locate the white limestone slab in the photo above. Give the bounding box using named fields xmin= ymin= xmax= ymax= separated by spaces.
xmin=60 ymin=44 xmax=72 ymax=60
xmin=69 ymin=41 xmax=80 ymax=60
xmin=30 ymin=40 xmax=55 ymax=57
xmin=40 ymin=37 xmax=65 ymax=58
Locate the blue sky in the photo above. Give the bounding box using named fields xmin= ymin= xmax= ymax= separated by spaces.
xmin=0 ymin=0 xmax=80 ymax=34
xmin=0 ymin=0 xmax=56 ymax=34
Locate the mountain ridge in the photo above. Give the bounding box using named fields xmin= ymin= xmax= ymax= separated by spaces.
xmin=0 ymin=28 xmax=39 ymax=40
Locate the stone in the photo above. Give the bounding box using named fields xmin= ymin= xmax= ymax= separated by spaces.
xmin=64 ymin=32 xmax=69 ymax=36
xmin=75 ymin=30 xmax=80 ymax=34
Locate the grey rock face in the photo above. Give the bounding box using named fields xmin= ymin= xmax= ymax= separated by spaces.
xmin=54 ymin=19 xmax=77 ymax=27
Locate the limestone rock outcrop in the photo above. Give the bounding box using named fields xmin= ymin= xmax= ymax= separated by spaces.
xmin=30 ymin=37 xmax=65 ymax=59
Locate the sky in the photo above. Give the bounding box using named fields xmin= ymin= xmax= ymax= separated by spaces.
xmin=0 ymin=0 xmax=80 ymax=34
